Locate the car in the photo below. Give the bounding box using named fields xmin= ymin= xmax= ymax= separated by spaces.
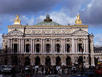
xmin=0 ymin=65 xmax=3 ymax=74
xmin=1 ymin=65 xmax=12 ymax=74
xmin=95 ymin=63 xmax=102 ymax=75
xmin=24 ymin=66 xmax=31 ymax=73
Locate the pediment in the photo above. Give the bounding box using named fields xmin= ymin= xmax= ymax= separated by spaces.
xmin=7 ymin=29 xmax=23 ymax=36
xmin=72 ymin=29 xmax=88 ymax=35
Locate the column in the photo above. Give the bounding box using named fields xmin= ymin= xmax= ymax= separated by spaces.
xmin=33 ymin=39 xmax=34 ymax=53
xmin=41 ymin=39 xmax=43 ymax=54
xmin=84 ymin=39 xmax=86 ymax=53
xmin=7 ymin=39 xmax=10 ymax=54
xmin=72 ymin=37 xmax=75 ymax=53
xmin=63 ymin=39 xmax=65 ymax=53
xmin=42 ymin=39 xmax=44 ymax=53
xmin=19 ymin=39 xmax=21 ymax=53
xmin=21 ymin=39 xmax=24 ymax=54
xmin=30 ymin=39 xmax=33 ymax=53
xmin=90 ymin=35 xmax=95 ymax=66
xmin=51 ymin=39 xmax=53 ymax=54
xmin=11 ymin=39 xmax=13 ymax=53
xmin=52 ymin=39 xmax=55 ymax=54
xmin=74 ymin=38 xmax=77 ymax=53
xmin=86 ymin=39 xmax=88 ymax=53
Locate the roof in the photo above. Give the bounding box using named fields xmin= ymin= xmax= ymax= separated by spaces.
xmin=36 ymin=14 xmax=61 ymax=26
xmin=36 ymin=21 xmax=61 ymax=26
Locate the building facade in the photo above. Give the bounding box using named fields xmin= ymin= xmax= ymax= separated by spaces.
xmin=2 ymin=15 xmax=95 ymax=67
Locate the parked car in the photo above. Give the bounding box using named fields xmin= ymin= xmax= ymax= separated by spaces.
xmin=24 ymin=65 xmax=31 ymax=73
xmin=46 ymin=75 xmax=60 ymax=77
xmin=0 ymin=65 xmax=3 ymax=74
xmin=95 ymin=63 xmax=102 ymax=75
xmin=1 ymin=65 xmax=12 ymax=74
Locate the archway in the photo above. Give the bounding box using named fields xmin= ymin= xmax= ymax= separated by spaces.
xmin=35 ymin=56 xmax=40 ymax=65
xmin=78 ymin=56 xmax=83 ymax=65
xmin=94 ymin=57 xmax=99 ymax=65
xmin=45 ymin=56 xmax=51 ymax=66
xmin=56 ymin=56 xmax=61 ymax=66
xmin=66 ymin=56 xmax=71 ymax=65
xmin=11 ymin=55 xmax=18 ymax=65
xmin=25 ymin=57 xmax=30 ymax=65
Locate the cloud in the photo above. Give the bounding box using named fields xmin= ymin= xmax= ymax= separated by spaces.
xmin=0 ymin=0 xmax=61 ymax=14
xmin=81 ymin=0 xmax=102 ymax=25
xmin=20 ymin=16 xmax=35 ymax=25
xmin=36 ymin=11 xmax=76 ymax=25
xmin=0 ymin=34 xmax=2 ymax=48
xmin=94 ymin=34 xmax=102 ymax=47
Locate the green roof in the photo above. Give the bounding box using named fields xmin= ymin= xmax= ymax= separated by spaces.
xmin=36 ymin=21 xmax=60 ymax=26
xmin=36 ymin=14 xmax=61 ymax=26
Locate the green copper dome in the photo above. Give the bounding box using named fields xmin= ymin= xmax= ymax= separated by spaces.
xmin=36 ymin=14 xmax=61 ymax=26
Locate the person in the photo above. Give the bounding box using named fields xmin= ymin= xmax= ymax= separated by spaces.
xmin=11 ymin=65 xmax=16 ymax=77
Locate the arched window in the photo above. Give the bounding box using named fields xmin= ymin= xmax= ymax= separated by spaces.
xmin=78 ymin=43 xmax=83 ymax=52
xmin=25 ymin=57 xmax=30 ymax=65
xmin=5 ymin=45 xmax=8 ymax=53
xmin=14 ymin=44 xmax=18 ymax=53
xmin=46 ymin=44 xmax=51 ymax=53
xmin=55 ymin=44 xmax=60 ymax=53
xmin=35 ymin=56 xmax=40 ymax=65
xmin=65 ymin=44 xmax=70 ymax=52
xmin=45 ymin=56 xmax=51 ymax=66
xmin=66 ymin=56 xmax=71 ymax=65
xmin=35 ymin=44 xmax=40 ymax=53
xmin=56 ymin=56 xmax=61 ymax=65
xmin=26 ymin=44 xmax=30 ymax=52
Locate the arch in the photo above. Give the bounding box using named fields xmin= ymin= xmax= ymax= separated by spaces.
xmin=78 ymin=56 xmax=83 ymax=64
xmin=35 ymin=56 xmax=40 ymax=65
xmin=25 ymin=56 xmax=30 ymax=65
xmin=55 ymin=44 xmax=60 ymax=53
xmin=66 ymin=56 xmax=71 ymax=65
xmin=46 ymin=44 xmax=51 ymax=53
xmin=56 ymin=56 xmax=61 ymax=65
xmin=45 ymin=56 xmax=51 ymax=66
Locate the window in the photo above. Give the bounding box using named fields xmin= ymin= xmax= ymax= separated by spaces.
xmin=78 ymin=43 xmax=83 ymax=52
xmin=35 ymin=44 xmax=40 ymax=53
xmin=14 ymin=44 xmax=18 ymax=53
xmin=55 ymin=44 xmax=60 ymax=53
xmin=26 ymin=44 xmax=30 ymax=52
xmin=65 ymin=44 xmax=70 ymax=52
xmin=46 ymin=44 xmax=51 ymax=53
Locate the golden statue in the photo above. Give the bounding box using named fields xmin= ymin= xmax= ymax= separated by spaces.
xmin=14 ymin=15 xmax=21 ymax=25
xmin=75 ymin=14 xmax=82 ymax=25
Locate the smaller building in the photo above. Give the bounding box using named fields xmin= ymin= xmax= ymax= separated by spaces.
xmin=94 ymin=47 xmax=102 ymax=65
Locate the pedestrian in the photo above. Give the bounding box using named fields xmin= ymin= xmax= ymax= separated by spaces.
xmin=11 ymin=65 xmax=16 ymax=77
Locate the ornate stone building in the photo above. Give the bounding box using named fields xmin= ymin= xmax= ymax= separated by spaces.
xmin=2 ymin=14 xmax=95 ymax=67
